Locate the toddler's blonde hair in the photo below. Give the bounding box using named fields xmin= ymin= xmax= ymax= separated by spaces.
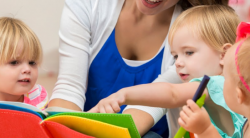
xmin=0 ymin=17 xmax=42 ymax=64
xmin=169 ymin=5 xmax=240 ymax=52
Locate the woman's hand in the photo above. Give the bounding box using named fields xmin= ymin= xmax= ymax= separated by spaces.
xmin=88 ymin=89 xmax=126 ymax=113
xmin=178 ymin=99 xmax=212 ymax=135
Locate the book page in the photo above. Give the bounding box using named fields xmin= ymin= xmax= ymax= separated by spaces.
xmin=0 ymin=101 xmax=45 ymax=112
xmin=44 ymin=106 xmax=82 ymax=116
xmin=0 ymin=101 xmax=48 ymax=117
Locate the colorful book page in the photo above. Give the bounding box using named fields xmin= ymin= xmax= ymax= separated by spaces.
xmin=0 ymin=109 xmax=94 ymax=138
xmin=0 ymin=102 xmax=44 ymax=119
xmin=0 ymin=109 xmax=48 ymax=138
xmin=42 ymin=121 xmax=95 ymax=138
xmin=49 ymin=112 xmax=141 ymax=138
xmin=43 ymin=115 xmax=131 ymax=138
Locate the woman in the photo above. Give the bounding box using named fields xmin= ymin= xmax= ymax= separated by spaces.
xmin=49 ymin=0 xmax=229 ymax=137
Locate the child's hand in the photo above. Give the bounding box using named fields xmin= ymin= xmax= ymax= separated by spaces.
xmin=178 ymin=99 xmax=212 ymax=135
xmin=87 ymin=89 xmax=126 ymax=113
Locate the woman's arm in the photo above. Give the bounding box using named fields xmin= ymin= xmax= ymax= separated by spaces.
xmin=49 ymin=99 xmax=82 ymax=111
xmin=49 ymin=1 xmax=92 ymax=111
xmin=124 ymin=106 xmax=167 ymax=136
xmin=123 ymin=109 xmax=155 ymax=136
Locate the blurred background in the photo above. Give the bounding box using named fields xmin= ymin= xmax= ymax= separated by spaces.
xmin=0 ymin=0 xmax=249 ymax=97
xmin=229 ymin=0 xmax=250 ymax=22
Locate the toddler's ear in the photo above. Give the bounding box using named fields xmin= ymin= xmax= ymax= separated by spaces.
xmin=220 ymin=43 xmax=232 ymax=65
xmin=236 ymin=87 xmax=245 ymax=104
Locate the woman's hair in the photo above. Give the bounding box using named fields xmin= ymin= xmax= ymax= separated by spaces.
xmin=236 ymin=37 xmax=250 ymax=94
xmin=0 ymin=17 xmax=42 ymax=64
xmin=179 ymin=0 xmax=229 ymax=10
xmin=168 ymin=5 xmax=240 ymax=53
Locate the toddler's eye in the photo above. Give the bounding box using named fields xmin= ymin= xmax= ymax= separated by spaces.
xmin=173 ymin=55 xmax=178 ymax=60
xmin=10 ymin=60 xmax=19 ymax=65
xmin=29 ymin=61 xmax=37 ymax=66
xmin=186 ymin=51 xmax=194 ymax=56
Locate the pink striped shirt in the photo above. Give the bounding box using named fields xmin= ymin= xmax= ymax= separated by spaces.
xmin=23 ymin=84 xmax=48 ymax=110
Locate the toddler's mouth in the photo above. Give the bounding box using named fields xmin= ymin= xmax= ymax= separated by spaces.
xmin=179 ymin=73 xmax=189 ymax=80
xmin=18 ymin=79 xmax=30 ymax=82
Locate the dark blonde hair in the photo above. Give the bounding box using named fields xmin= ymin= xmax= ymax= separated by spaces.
xmin=236 ymin=38 xmax=250 ymax=93
xmin=0 ymin=17 xmax=42 ymax=64
xmin=169 ymin=5 xmax=240 ymax=53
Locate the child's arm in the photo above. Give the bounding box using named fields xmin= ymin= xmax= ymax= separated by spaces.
xmin=179 ymin=99 xmax=221 ymax=138
xmin=89 ymin=82 xmax=208 ymax=113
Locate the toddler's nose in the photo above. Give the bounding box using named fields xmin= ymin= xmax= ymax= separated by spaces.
xmin=21 ymin=63 xmax=31 ymax=74
xmin=175 ymin=58 xmax=184 ymax=68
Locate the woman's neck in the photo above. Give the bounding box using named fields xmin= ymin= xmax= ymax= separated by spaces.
xmin=0 ymin=92 xmax=24 ymax=102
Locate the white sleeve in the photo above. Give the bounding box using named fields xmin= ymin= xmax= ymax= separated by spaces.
xmin=154 ymin=65 xmax=181 ymax=83
xmin=124 ymin=65 xmax=182 ymax=125
xmin=50 ymin=3 xmax=91 ymax=110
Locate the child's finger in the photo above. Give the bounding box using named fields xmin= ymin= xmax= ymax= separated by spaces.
xmin=111 ymin=102 xmax=121 ymax=113
xmin=180 ymin=110 xmax=189 ymax=122
xmin=186 ymin=99 xmax=200 ymax=112
xmin=200 ymin=107 xmax=209 ymax=114
xmin=88 ymin=106 xmax=99 ymax=113
xmin=178 ymin=117 xmax=186 ymax=127
xmin=182 ymin=105 xmax=193 ymax=116
xmin=99 ymin=106 xmax=107 ymax=113
xmin=104 ymin=105 xmax=116 ymax=113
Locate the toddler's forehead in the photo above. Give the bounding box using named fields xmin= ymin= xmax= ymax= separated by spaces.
xmin=6 ymin=52 xmax=36 ymax=63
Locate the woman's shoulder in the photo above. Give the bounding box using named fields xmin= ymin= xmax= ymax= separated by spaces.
xmin=64 ymin=0 xmax=124 ymax=32
xmin=65 ymin=0 xmax=124 ymax=16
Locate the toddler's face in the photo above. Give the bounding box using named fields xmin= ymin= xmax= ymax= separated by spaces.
xmin=0 ymin=40 xmax=38 ymax=100
xmin=171 ymin=25 xmax=223 ymax=82
xmin=223 ymin=42 xmax=242 ymax=114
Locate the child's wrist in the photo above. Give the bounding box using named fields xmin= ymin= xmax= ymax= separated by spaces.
xmin=197 ymin=123 xmax=217 ymax=137
xmin=118 ymin=88 xmax=127 ymax=105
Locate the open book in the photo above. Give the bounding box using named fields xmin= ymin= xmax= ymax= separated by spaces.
xmin=0 ymin=101 xmax=140 ymax=138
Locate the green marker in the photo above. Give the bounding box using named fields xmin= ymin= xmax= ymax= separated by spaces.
xmin=196 ymin=94 xmax=206 ymax=108
xmin=174 ymin=94 xmax=206 ymax=138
